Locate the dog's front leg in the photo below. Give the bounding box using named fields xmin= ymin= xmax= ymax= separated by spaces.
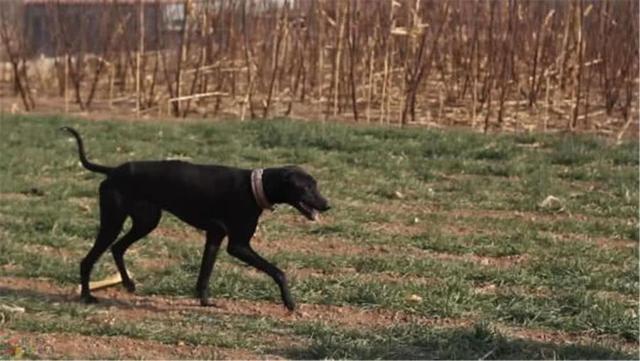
xmin=227 ymin=243 xmax=295 ymax=311
xmin=195 ymin=226 xmax=225 ymax=306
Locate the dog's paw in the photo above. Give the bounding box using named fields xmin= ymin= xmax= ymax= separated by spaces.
xmin=82 ymin=295 xmax=99 ymax=304
xmin=284 ymin=300 xmax=296 ymax=312
xmin=123 ymin=280 xmax=136 ymax=293
xmin=199 ymin=298 xmax=217 ymax=307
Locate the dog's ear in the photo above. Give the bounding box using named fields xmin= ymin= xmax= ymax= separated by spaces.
xmin=283 ymin=165 xmax=302 ymax=178
xmin=282 ymin=166 xmax=309 ymax=187
xmin=284 ymin=165 xmax=305 ymax=173
xmin=283 ymin=167 xmax=299 ymax=183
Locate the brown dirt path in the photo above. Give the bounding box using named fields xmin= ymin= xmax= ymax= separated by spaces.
xmin=0 ymin=276 xmax=469 ymax=330
xmin=0 ymin=329 xmax=267 ymax=360
xmin=1 ymin=276 xmax=636 ymax=355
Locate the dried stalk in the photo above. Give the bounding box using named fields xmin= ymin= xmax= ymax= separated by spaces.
xmin=0 ymin=9 xmax=34 ymax=110
xmin=365 ymin=26 xmax=376 ymax=123
xmin=570 ymin=0 xmax=584 ymax=130
xmin=347 ymin=0 xmax=359 ymax=122
xmin=332 ymin=1 xmax=346 ymax=116
xmin=263 ymin=1 xmax=287 ymax=119
xmin=136 ymin=0 xmax=144 ymax=116
xmin=241 ymin=0 xmax=256 ymax=120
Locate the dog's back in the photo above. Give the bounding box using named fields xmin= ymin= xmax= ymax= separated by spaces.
xmin=108 ymin=160 xmax=253 ymax=226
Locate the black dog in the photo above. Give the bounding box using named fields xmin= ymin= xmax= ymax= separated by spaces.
xmin=62 ymin=127 xmax=330 ymax=310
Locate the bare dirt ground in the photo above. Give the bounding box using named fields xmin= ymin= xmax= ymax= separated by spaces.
xmin=2 ymin=328 xmax=264 ymax=360
xmin=1 ymin=275 xmax=636 ymax=359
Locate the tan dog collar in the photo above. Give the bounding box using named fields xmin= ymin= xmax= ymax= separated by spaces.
xmin=251 ymin=168 xmax=273 ymax=211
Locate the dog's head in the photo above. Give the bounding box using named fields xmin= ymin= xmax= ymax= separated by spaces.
xmin=278 ymin=166 xmax=330 ymax=221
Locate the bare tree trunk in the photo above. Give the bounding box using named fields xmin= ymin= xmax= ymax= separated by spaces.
xmin=570 ymin=0 xmax=584 ymax=130
xmin=496 ymin=0 xmax=515 ymax=128
xmin=286 ymin=13 xmax=306 ymax=116
xmin=241 ymin=0 xmax=256 ymax=120
xmin=558 ymin=1 xmax=573 ymax=92
xmin=136 ymin=0 xmax=144 ymax=116
xmin=332 ymin=2 xmax=346 ymax=117
xmin=183 ymin=8 xmax=208 ymax=117
xmin=263 ymin=1 xmax=288 ymax=119
xmin=347 ymin=0 xmax=359 ymax=122
xmin=85 ymin=5 xmax=120 ymax=109
xmin=52 ymin=4 xmax=86 ymax=110
xmin=0 ymin=11 xmax=34 ymax=110
xmin=365 ymin=26 xmax=376 ymax=123
xmin=528 ymin=3 xmax=543 ymax=107
xmin=173 ymin=0 xmax=191 ymax=116
xmin=482 ymin=1 xmax=497 ymax=133
xmin=65 ymin=55 xmax=70 ymax=113
xmin=471 ymin=0 xmax=480 ymax=128
xmin=402 ymin=1 xmax=449 ymax=126
xmin=146 ymin=50 xmax=159 ymax=108
xmin=380 ymin=0 xmax=395 ymax=124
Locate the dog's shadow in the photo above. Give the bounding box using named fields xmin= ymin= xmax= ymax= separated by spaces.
xmin=275 ymin=324 xmax=635 ymax=360
xmin=0 ymin=285 xmax=168 ymax=314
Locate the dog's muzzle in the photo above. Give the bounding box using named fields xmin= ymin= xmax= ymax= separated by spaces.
xmin=296 ymin=196 xmax=330 ymax=221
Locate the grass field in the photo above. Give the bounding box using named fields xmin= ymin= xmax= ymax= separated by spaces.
xmin=0 ymin=113 xmax=638 ymax=359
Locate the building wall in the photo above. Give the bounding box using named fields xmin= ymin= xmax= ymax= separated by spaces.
xmin=23 ymin=2 xmax=183 ymax=57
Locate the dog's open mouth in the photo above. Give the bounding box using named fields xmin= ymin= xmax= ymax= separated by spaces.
xmin=298 ymin=201 xmax=320 ymax=221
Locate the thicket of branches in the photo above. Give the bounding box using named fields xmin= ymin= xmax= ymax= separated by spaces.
xmin=0 ymin=0 xmax=638 ymax=135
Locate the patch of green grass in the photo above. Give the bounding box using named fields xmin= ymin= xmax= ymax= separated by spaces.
xmin=609 ymin=141 xmax=640 ymax=166
xmin=524 ymin=253 xmax=639 ymax=295
xmin=490 ymin=290 xmax=638 ymax=342
xmin=0 ymin=113 xmax=637 ymax=358
xmin=408 ymin=229 xmax=550 ymax=257
xmin=548 ymin=136 xmax=604 ymax=166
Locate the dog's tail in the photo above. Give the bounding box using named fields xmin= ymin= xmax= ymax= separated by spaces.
xmin=60 ymin=127 xmax=113 ymax=175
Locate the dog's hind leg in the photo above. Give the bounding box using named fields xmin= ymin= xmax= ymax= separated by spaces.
xmin=111 ymin=202 xmax=161 ymax=293
xmin=195 ymin=225 xmax=226 ymax=306
xmin=80 ymin=181 xmax=127 ymax=303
